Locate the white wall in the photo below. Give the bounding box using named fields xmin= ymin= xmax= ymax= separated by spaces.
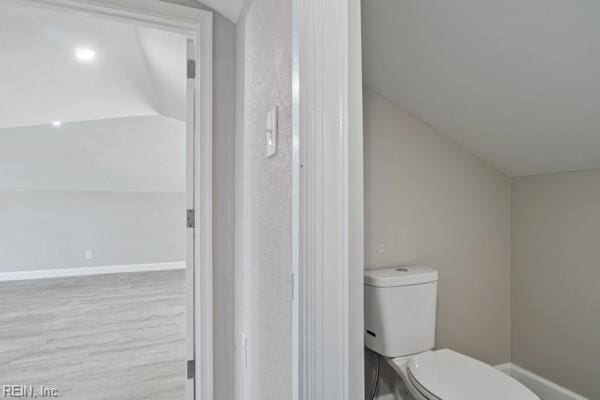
xmin=364 ymin=87 xmax=512 ymax=395
xmin=0 ymin=116 xmax=185 ymax=193
xmin=512 ymin=169 xmax=600 ymax=399
xmin=0 ymin=191 xmax=185 ymax=272
xmin=235 ymin=0 xmax=293 ymax=399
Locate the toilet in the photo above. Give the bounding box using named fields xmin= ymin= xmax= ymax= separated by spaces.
xmin=364 ymin=266 xmax=540 ymax=400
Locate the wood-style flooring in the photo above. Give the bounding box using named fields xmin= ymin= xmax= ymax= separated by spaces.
xmin=0 ymin=270 xmax=186 ymax=400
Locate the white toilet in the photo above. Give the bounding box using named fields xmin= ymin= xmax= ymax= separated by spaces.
xmin=364 ymin=266 xmax=540 ymax=400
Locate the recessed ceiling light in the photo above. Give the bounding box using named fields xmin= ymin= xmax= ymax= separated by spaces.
xmin=75 ymin=47 xmax=96 ymax=62
xmin=52 ymin=121 xmax=62 ymax=127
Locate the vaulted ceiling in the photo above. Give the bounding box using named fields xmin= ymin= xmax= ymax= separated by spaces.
xmin=0 ymin=2 xmax=187 ymax=192
xmin=363 ymin=0 xmax=600 ymax=177
xmin=198 ymin=0 xmax=245 ymax=22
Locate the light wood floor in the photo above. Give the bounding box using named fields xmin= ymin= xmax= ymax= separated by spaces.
xmin=0 ymin=270 xmax=186 ymax=400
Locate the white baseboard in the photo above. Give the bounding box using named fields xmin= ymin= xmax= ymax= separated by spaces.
xmin=497 ymin=363 xmax=588 ymax=400
xmin=495 ymin=362 xmax=513 ymax=373
xmin=0 ymin=261 xmax=186 ymax=282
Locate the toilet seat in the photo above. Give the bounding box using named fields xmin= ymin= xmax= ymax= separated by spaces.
xmin=393 ymin=349 xmax=540 ymax=400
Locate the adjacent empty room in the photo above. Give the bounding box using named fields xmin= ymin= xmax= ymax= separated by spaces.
xmin=0 ymin=2 xmax=192 ymax=399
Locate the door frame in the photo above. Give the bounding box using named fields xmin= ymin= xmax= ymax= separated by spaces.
xmin=8 ymin=1 xmax=214 ymax=399
xmin=292 ymin=0 xmax=364 ymax=399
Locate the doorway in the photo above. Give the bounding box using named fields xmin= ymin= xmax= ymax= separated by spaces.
xmin=0 ymin=1 xmax=212 ymax=399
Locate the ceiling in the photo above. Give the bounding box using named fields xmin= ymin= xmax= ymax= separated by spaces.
xmin=363 ymin=0 xmax=600 ymax=177
xmin=0 ymin=2 xmax=187 ymax=192
xmin=198 ymin=0 xmax=245 ymax=22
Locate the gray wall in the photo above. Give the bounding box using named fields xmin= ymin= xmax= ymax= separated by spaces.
xmin=235 ymin=0 xmax=293 ymax=399
xmin=211 ymin=11 xmax=236 ymax=400
xmin=364 ymin=88 xmax=512 ymax=395
xmin=512 ymin=170 xmax=600 ymax=399
xmin=0 ymin=191 xmax=185 ymax=272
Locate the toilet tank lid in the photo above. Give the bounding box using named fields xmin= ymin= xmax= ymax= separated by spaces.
xmin=364 ymin=266 xmax=438 ymax=287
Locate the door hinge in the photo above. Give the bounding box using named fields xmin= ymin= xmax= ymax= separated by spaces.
xmin=187 ymin=209 xmax=195 ymax=228
xmin=187 ymin=59 xmax=196 ymax=79
xmin=187 ymin=359 xmax=195 ymax=379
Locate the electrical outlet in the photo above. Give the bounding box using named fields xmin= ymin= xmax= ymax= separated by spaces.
xmin=376 ymin=244 xmax=385 ymax=255
xmin=85 ymin=250 xmax=93 ymax=260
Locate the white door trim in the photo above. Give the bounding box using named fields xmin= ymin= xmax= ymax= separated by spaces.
xmin=292 ymin=0 xmax=364 ymax=399
xmin=6 ymin=2 xmax=213 ymax=400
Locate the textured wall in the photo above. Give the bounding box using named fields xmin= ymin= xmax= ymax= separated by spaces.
xmin=512 ymin=170 xmax=600 ymax=399
xmin=0 ymin=191 xmax=185 ymax=272
xmin=235 ymin=0 xmax=293 ymax=399
xmin=364 ymin=87 xmax=512 ymax=396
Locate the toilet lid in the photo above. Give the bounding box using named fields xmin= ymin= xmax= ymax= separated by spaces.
xmin=407 ymin=350 xmax=539 ymax=400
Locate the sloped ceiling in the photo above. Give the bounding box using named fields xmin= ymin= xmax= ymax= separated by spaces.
xmin=197 ymin=0 xmax=245 ymax=22
xmin=363 ymin=0 xmax=600 ymax=177
xmin=0 ymin=2 xmax=187 ymax=192
xmin=137 ymin=27 xmax=187 ymax=122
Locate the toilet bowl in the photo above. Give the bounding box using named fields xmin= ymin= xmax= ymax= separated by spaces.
xmin=387 ymin=350 xmax=538 ymax=400
xmin=364 ymin=266 xmax=540 ymax=400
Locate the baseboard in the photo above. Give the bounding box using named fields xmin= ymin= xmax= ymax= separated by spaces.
xmin=0 ymin=261 xmax=186 ymax=282
xmin=495 ymin=362 xmax=513 ymax=373
xmin=496 ymin=363 xmax=588 ymax=400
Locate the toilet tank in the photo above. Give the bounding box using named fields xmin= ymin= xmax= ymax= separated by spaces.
xmin=364 ymin=266 xmax=438 ymax=358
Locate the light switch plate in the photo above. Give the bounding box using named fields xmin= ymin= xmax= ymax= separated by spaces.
xmin=241 ymin=331 xmax=248 ymax=370
xmin=266 ymin=106 xmax=278 ymax=158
